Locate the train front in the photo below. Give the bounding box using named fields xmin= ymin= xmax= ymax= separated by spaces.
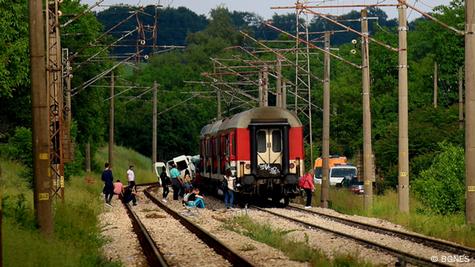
xmin=226 ymin=107 xmax=304 ymax=205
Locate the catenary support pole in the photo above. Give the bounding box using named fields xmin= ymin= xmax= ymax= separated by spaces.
xmin=152 ymin=81 xmax=157 ymax=165
xmin=465 ymin=0 xmax=475 ymax=224
xmin=398 ymin=0 xmax=410 ymax=213
xmin=321 ymin=32 xmax=331 ymax=208
xmin=434 ymin=62 xmax=438 ymax=108
xmin=362 ymin=9 xmax=373 ymax=210
xmin=460 ymin=67 xmax=464 ymax=130
xmin=276 ymin=56 xmax=283 ymax=108
xmin=109 ymin=72 xmax=114 ymax=167
xmin=29 ymin=0 xmax=53 ymax=235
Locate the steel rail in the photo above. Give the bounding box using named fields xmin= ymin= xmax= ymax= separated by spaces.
xmin=123 ymin=201 xmax=169 ymax=267
xmin=287 ymin=204 xmax=475 ymax=260
xmin=251 ymin=205 xmax=449 ymax=267
xmin=143 ymin=187 xmax=254 ymax=267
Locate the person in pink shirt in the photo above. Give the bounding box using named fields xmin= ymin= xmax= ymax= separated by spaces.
xmin=113 ymin=179 xmax=124 ymax=199
xmin=299 ymin=171 xmax=315 ymax=209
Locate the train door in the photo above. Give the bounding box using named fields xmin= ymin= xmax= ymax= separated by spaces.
xmin=256 ymin=128 xmax=283 ymax=176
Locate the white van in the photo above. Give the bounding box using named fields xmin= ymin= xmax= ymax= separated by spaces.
xmin=170 ymin=155 xmax=195 ymax=179
xmin=314 ymin=165 xmax=358 ymax=186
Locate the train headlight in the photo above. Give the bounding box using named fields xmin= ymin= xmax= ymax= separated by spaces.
xmin=245 ymin=164 xmax=251 ymax=169
xmin=289 ymin=163 xmax=295 ymax=169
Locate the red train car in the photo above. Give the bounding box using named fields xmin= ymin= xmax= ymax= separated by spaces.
xmin=200 ymin=106 xmax=304 ymax=205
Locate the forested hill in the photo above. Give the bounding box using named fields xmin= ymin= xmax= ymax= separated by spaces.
xmin=96 ymin=5 xmax=398 ymax=56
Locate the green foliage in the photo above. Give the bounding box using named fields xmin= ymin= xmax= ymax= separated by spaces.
xmin=1 ymin=127 xmax=33 ymax=186
xmin=413 ymin=143 xmax=465 ymax=214
xmin=0 ymin=0 xmax=29 ymax=97
xmin=2 ymin=157 xmax=121 ymax=267
xmin=2 ymin=193 xmax=35 ymax=229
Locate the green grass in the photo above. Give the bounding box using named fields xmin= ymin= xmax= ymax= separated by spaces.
xmin=1 ymin=158 xmax=121 ymax=267
xmin=94 ymin=145 xmax=157 ymax=183
xmin=304 ymin=185 xmax=475 ymax=247
xmin=225 ymin=215 xmax=373 ymax=267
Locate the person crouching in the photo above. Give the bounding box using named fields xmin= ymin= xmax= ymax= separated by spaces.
xmin=122 ymin=185 xmax=137 ymax=206
xmin=184 ymin=187 xmax=205 ymax=208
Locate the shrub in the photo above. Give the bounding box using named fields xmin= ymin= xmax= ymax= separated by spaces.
xmin=412 ymin=143 xmax=465 ymax=214
xmin=3 ymin=127 xmax=33 ymax=186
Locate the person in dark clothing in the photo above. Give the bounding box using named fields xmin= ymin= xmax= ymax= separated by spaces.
xmin=122 ymin=185 xmax=137 ymax=205
xmin=101 ymin=162 xmax=114 ymax=206
xmin=160 ymin=170 xmax=171 ymax=202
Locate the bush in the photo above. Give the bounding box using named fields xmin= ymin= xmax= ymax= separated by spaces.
xmin=412 ymin=143 xmax=465 ymax=214
xmin=3 ymin=127 xmax=33 ymax=186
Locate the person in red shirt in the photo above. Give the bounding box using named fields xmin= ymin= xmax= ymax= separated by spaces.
xmin=299 ymin=171 xmax=315 ymax=208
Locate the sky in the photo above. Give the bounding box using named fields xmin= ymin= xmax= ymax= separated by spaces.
xmin=82 ymin=0 xmax=452 ymax=21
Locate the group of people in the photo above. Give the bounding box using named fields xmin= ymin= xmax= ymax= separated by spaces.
xmin=159 ymin=163 xmax=207 ymax=208
xmin=101 ymin=163 xmax=138 ymax=207
xmin=159 ymin=164 xmax=237 ymax=209
xmin=102 ymin=161 xmax=315 ymax=210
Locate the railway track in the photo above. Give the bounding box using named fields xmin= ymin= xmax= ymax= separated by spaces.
xmin=126 ymin=184 xmax=253 ymax=267
xmin=251 ymin=205 xmax=473 ymax=267
xmin=123 ymin=200 xmax=169 ymax=267
xmin=287 ymin=204 xmax=475 ymax=260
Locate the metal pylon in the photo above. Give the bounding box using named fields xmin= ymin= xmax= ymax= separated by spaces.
xmin=46 ymin=0 xmax=64 ymax=200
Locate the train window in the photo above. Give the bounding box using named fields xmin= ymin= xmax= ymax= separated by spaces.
xmin=257 ymin=130 xmax=266 ymax=153
xmin=225 ymin=135 xmax=230 ymax=156
xmin=272 ymin=130 xmax=282 ymax=152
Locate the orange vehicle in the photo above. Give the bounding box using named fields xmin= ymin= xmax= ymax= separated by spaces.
xmin=313 ymin=156 xmax=348 ymax=179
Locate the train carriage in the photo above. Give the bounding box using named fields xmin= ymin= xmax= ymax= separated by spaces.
xmin=200 ymin=106 xmax=304 ymax=205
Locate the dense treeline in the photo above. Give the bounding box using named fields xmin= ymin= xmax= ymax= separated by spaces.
xmin=0 ymin=1 xmax=466 ymax=213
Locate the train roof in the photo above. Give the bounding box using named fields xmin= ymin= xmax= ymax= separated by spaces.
xmin=200 ymin=107 xmax=302 ymax=137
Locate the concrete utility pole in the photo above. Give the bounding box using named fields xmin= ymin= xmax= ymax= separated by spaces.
xmin=434 ymin=62 xmax=438 ymax=108
xmin=459 ymin=67 xmax=464 ymax=130
xmin=259 ymin=67 xmax=269 ymax=107
xmin=214 ymin=61 xmax=222 ymax=119
xmin=398 ymin=0 xmax=410 ymax=213
xmin=29 ymin=0 xmax=53 ymax=235
xmin=276 ymin=56 xmax=283 ymax=108
xmin=465 ymin=0 xmax=475 ymax=224
xmin=152 ymin=81 xmax=157 ymax=165
xmin=361 ymin=9 xmax=373 ymax=210
xmin=321 ymin=31 xmax=331 ymax=209
xmin=282 ymin=80 xmax=287 ymax=109
xmin=109 ymin=72 xmax=115 ymax=167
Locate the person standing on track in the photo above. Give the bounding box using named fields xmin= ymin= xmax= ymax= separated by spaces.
xmin=170 ymin=163 xmax=181 ymax=200
xmin=223 ymin=169 xmax=236 ymax=209
xmin=127 ymin=165 xmax=136 ymax=192
xmin=299 ymin=171 xmax=315 ymax=209
xmin=160 ymin=169 xmax=171 ymax=202
xmin=101 ymin=162 xmax=114 ymax=206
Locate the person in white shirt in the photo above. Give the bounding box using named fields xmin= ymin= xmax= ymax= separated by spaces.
xmin=127 ymin=165 xmax=136 ymax=192
xmin=223 ymin=169 xmax=236 ymax=209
